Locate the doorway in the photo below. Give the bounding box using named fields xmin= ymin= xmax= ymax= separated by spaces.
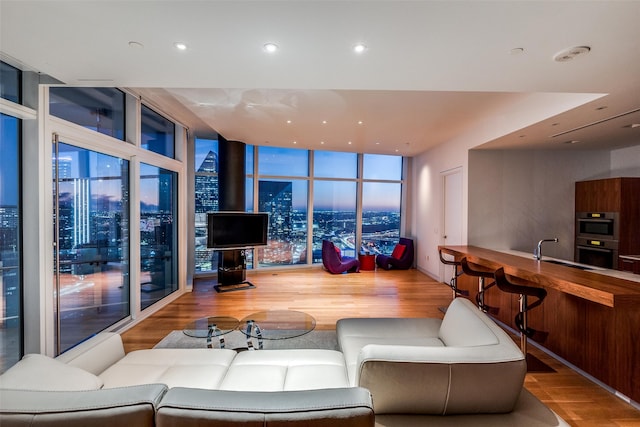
xmin=441 ymin=168 xmax=463 ymax=284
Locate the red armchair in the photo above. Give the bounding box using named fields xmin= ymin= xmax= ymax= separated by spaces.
xmin=322 ymin=240 xmax=360 ymax=274
xmin=376 ymin=237 xmax=414 ymax=270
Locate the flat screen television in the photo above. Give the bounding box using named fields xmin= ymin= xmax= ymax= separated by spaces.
xmin=207 ymin=212 xmax=269 ymax=249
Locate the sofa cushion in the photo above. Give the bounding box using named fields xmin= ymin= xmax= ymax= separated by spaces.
xmin=55 ymin=332 xmax=125 ymax=375
xmin=438 ymin=298 xmax=500 ymax=347
xmin=220 ymin=349 xmax=350 ymax=391
xmin=336 ymin=317 xmax=443 ymax=385
xmin=0 ymin=384 xmax=166 ymax=427
xmin=0 ymin=354 xmax=103 ymax=391
xmin=391 ymin=244 xmax=406 ymax=259
xmin=99 ymin=348 xmax=237 ymax=389
xmin=156 ymin=387 xmax=375 ymax=427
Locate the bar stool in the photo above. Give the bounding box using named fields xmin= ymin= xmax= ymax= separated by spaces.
xmin=438 ymin=249 xmax=469 ymax=299
xmin=494 ymin=267 xmax=548 ymax=355
xmin=460 ymin=257 xmax=499 ymax=314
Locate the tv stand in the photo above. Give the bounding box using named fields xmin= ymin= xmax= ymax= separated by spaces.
xmin=215 ymin=249 xmax=255 ymax=293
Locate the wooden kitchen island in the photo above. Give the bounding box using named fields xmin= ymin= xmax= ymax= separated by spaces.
xmin=439 ymin=245 xmax=640 ymax=405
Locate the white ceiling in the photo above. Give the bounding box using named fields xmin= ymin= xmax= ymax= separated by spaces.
xmin=2 ymin=0 xmax=640 ymax=156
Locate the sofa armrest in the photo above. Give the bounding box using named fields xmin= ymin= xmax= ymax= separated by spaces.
xmin=55 ymin=332 xmax=126 ymax=375
xmin=356 ymin=344 xmax=526 ymax=415
xmin=0 ymin=384 xmax=167 ymax=427
xmin=156 ymin=387 xmax=375 ymax=427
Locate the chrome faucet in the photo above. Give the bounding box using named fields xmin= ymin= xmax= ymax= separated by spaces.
xmin=534 ymin=238 xmax=559 ymax=260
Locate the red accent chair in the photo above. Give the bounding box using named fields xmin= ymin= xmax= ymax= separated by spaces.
xmin=376 ymin=237 xmax=415 ymax=270
xmin=322 ymin=240 xmax=360 ymax=274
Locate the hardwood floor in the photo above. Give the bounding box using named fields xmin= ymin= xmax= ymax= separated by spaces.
xmin=121 ymin=267 xmax=640 ymax=426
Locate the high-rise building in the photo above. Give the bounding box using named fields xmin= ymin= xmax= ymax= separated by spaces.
xmin=195 ymin=150 xmax=219 ymax=214
xmin=258 ymin=181 xmax=293 ymax=242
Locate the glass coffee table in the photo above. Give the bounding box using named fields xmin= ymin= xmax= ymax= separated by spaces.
xmin=240 ymin=310 xmax=316 ymax=350
xmin=183 ymin=316 xmax=239 ymax=349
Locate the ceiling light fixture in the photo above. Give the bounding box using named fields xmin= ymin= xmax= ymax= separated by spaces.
xmin=128 ymin=41 xmax=144 ymax=49
xmin=174 ymin=42 xmax=187 ymax=50
xmin=322 ymin=120 xmax=327 ymax=124
xmin=263 ymin=43 xmax=278 ymax=53
xmin=286 ymin=120 xmax=292 ymax=124
xmin=509 ymin=47 xmax=524 ymax=55
xmin=625 ymin=123 xmax=640 ymax=128
xmin=357 ymin=120 xmax=363 ymax=125
xmin=353 ymin=43 xmax=367 ymax=54
xmin=553 ymin=46 xmax=590 ymax=62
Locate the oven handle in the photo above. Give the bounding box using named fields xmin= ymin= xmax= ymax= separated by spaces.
xmin=577 ymin=218 xmax=613 ymax=224
xmin=576 ymin=245 xmax=612 ymax=253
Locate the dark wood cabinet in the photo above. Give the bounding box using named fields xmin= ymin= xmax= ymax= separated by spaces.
xmin=619 ymin=256 xmax=640 ymax=274
xmin=575 ymin=177 xmax=640 ymax=258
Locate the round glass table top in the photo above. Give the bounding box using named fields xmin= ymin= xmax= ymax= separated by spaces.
xmin=240 ymin=310 xmax=316 ymax=340
xmin=183 ymin=316 xmax=239 ymax=338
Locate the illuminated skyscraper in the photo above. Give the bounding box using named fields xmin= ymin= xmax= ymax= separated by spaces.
xmin=258 ymin=181 xmax=293 ymax=242
xmin=195 ymin=150 xmax=219 ymax=214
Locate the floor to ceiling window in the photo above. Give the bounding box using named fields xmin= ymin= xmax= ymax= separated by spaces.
xmin=53 ymin=142 xmax=130 ymax=354
xmin=193 ymin=144 xmax=404 ymax=274
xmin=140 ymin=164 xmax=178 ymax=309
xmin=0 ymin=113 xmax=22 ymax=372
xmin=361 ymin=154 xmax=403 ymax=255
xmin=0 ymin=61 xmax=23 ymax=372
xmin=48 ymin=87 xmax=182 ymax=355
xmin=194 ymin=138 xmax=219 ymax=273
xmin=257 ymin=147 xmax=309 ymax=266
xmin=312 ymin=151 xmax=358 ymax=260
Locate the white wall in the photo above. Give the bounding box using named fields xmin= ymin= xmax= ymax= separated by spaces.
xmin=611 ymin=145 xmax=640 ymax=177
xmin=467 ymin=150 xmax=611 ymax=260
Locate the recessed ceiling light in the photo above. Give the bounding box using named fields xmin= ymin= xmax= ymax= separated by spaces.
xmin=292 ymin=141 xmax=297 ymax=144
xmin=128 ymin=41 xmax=144 ymax=49
xmin=320 ymin=141 xmax=325 ymax=145
xmin=322 ymin=120 xmax=327 ymax=124
xmin=563 ymin=140 xmax=581 ymax=144
xmin=353 ymin=43 xmax=367 ymax=54
xmin=174 ymin=42 xmax=187 ymax=50
xmin=509 ymin=47 xmax=524 ymax=55
xmin=626 ymin=123 xmax=640 ymax=128
xmin=263 ymin=43 xmax=278 ymax=53
xmin=347 ymin=141 xmax=352 ymax=145
xmin=286 ymin=120 xmax=292 ymax=124
xmin=357 ymin=120 xmax=363 ymax=125
xmin=553 ymin=46 xmax=590 ymax=62
xmin=596 ymin=106 xmax=608 ymax=110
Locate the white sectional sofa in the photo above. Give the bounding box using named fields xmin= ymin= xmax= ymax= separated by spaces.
xmin=0 ymin=298 xmax=568 ymax=426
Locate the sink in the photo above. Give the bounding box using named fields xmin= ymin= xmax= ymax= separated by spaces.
xmin=543 ymin=259 xmax=594 ymax=271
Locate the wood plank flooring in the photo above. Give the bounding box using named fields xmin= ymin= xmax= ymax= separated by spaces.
xmin=120 ymin=267 xmax=640 ymax=426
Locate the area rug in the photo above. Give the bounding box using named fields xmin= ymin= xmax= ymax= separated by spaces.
xmin=154 ymin=329 xmax=339 ymax=351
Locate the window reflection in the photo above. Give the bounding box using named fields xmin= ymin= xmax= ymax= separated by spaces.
xmin=49 ymin=88 xmax=125 ymax=140
xmin=53 ymin=143 xmax=130 ymax=354
xmin=141 ymin=105 xmax=175 ymax=158
xmin=140 ymin=164 xmax=178 ymax=309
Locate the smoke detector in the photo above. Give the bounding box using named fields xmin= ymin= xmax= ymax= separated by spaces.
xmin=554 ymin=46 xmax=591 ymax=62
